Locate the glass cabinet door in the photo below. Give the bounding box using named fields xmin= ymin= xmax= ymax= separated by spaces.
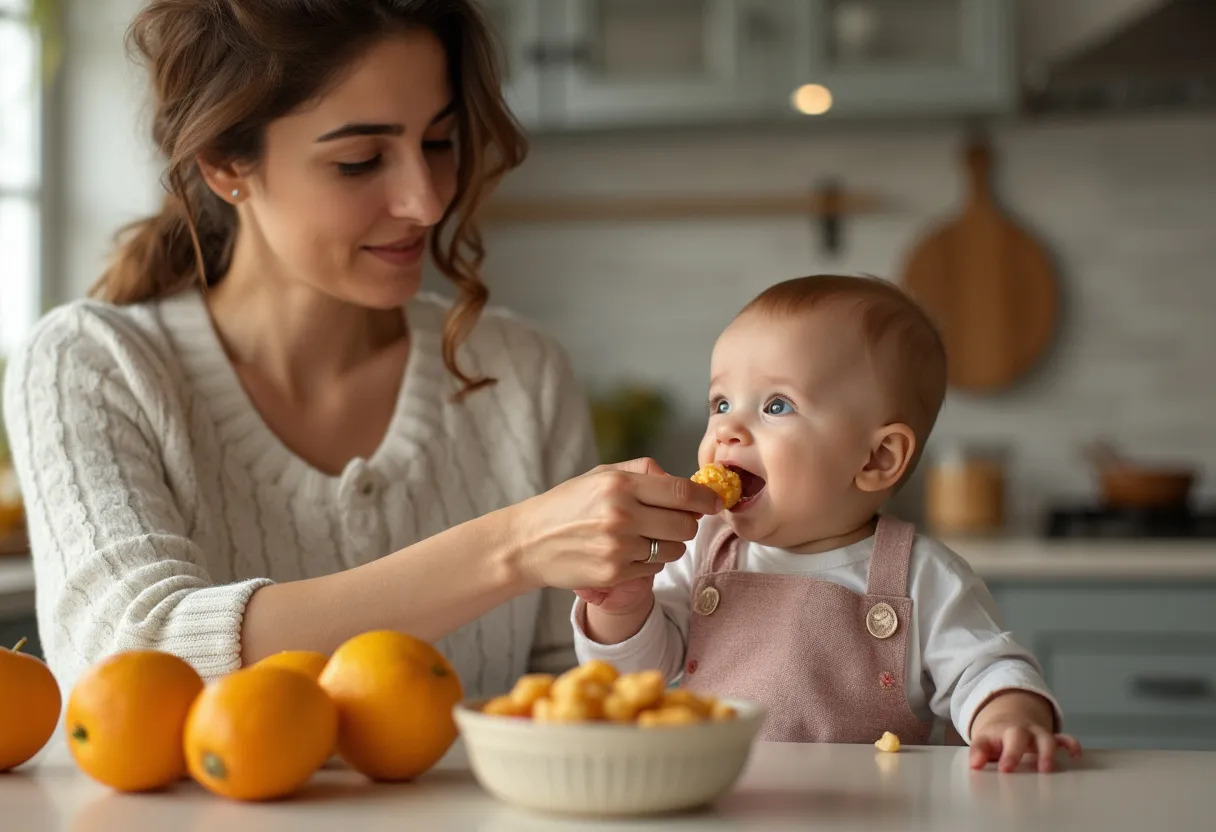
xmin=797 ymin=0 xmax=1015 ymax=116
xmin=826 ymin=0 xmax=966 ymax=68
xmin=553 ymin=0 xmax=801 ymax=128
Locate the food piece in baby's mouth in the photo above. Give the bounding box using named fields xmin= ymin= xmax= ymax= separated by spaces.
xmin=691 ymin=463 xmax=742 ymax=510
xmin=874 ymin=731 xmax=901 ymax=753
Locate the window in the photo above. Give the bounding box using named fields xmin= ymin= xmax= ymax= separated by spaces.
xmin=0 ymin=0 xmax=42 ymax=358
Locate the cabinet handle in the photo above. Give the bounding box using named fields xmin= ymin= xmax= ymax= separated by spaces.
xmin=1130 ymin=675 xmax=1214 ymax=701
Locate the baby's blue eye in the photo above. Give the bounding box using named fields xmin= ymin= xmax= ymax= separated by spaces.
xmin=764 ymin=397 xmax=794 ymax=416
xmin=711 ymin=398 xmax=731 ymax=414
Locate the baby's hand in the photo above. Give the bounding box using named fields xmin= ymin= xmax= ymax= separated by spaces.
xmin=575 ymin=576 xmax=655 ymax=614
xmin=969 ymin=691 xmax=1082 ymax=773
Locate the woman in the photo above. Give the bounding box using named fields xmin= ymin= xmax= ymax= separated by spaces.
xmin=1 ymin=0 xmax=716 ymax=694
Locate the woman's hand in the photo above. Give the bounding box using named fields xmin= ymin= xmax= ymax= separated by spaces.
xmin=508 ymin=457 xmax=719 ymax=591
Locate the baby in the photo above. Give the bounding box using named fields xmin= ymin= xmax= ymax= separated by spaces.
xmin=573 ymin=275 xmax=1081 ymax=772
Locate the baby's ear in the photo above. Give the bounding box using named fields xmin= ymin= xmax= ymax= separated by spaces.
xmin=856 ymin=423 xmax=916 ymax=493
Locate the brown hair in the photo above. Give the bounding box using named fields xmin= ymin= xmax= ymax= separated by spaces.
xmin=742 ymin=275 xmax=948 ymax=478
xmin=93 ymin=0 xmax=526 ymax=395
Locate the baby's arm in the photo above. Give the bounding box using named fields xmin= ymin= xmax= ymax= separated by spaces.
xmin=583 ymin=580 xmax=658 ymax=644
xmin=570 ymin=536 xmax=699 ymax=682
xmin=916 ymin=541 xmax=1080 ymax=771
xmin=968 ymin=689 xmax=1082 ymax=772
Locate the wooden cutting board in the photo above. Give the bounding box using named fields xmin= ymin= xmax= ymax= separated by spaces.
xmin=902 ymin=138 xmax=1059 ymax=393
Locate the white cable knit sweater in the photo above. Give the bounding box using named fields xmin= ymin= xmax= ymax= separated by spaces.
xmin=2 ymin=288 xmax=596 ymax=696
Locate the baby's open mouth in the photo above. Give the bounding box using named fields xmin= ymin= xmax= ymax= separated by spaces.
xmin=725 ymin=465 xmax=766 ymax=510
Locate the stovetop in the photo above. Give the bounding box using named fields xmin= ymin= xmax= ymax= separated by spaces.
xmin=1044 ymin=505 xmax=1216 ymax=539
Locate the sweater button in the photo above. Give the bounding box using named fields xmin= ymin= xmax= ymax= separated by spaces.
xmin=358 ymin=480 xmax=376 ymax=497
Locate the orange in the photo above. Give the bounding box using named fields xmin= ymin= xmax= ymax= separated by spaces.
xmin=0 ymin=637 xmax=60 ymax=772
xmin=255 ymin=650 xmax=329 ymax=682
xmin=66 ymin=650 xmax=203 ymax=791
xmin=184 ymin=665 xmax=337 ymax=801
xmin=318 ymin=630 xmax=462 ymax=781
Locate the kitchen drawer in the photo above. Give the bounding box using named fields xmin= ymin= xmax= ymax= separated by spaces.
xmin=990 ymin=585 xmax=1216 ymax=645
xmin=1046 ymin=639 xmax=1216 ymax=720
xmin=1062 ymin=723 xmax=1216 ymax=751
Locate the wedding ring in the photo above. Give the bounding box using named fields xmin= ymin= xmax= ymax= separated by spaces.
xmin=645 ymin=538 xmax=660 ymax=564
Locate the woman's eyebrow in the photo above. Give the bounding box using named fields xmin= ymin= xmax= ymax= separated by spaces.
xmin=316 ymin=123 xmax=404 ymax=142
xmin=315 ymin=102 xmax=455 ymax=142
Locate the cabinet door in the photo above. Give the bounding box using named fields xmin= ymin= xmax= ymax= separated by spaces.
xmin=797 ymin=0 xmax=1015 ymax=116
xmin=551 ymin=0 xmax=800 ymax=128
xmin=477 ymin=0 xmax=550 ymax=127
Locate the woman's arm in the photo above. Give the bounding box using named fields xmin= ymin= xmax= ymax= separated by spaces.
xmin=239 ymin=506 xmax=527 ymax=661
xmin=240 ymin=458 xmax=714 ymax=662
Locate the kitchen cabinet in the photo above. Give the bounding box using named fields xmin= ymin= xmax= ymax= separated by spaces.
xmin=547 ymin=0 xmax=800 ymax=128
xmin=478 ymin=0 xmax=552 ymax=127
xmin=989 ymin=582 xmax=1216 ymax=751
xmin=478 ymin=0 xmax=803 ymax=130
xmin=797 ymin=0 xmax=1016 ymax=117
xmin=476 ymin=0 xmax=1015 ymax=131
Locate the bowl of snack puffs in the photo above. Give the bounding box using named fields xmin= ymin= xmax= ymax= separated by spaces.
xmin=453 ymin=660 xmax=765 ymax=816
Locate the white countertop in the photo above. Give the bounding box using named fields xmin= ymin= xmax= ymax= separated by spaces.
xmin=6 ymin=740 xmax=1214 ymax=831
xmin=945 ymin=537 xmax=1216 ymax=581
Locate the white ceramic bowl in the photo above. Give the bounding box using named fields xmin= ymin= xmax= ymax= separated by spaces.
xmin=454 ymin=698 xmax=765 ymax=817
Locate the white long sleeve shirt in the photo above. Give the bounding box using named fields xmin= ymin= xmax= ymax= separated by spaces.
xmin=574 ymin=519 xmax=1061 ymax=742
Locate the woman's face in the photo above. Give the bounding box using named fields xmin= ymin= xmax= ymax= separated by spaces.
xmin=236 ymin=29 xmax=458 ymax=309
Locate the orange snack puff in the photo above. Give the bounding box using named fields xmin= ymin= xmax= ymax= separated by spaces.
xmin=875 ymin=731 xmax=901 ymax=752
xmin=691 ymin=463 xmax=742 ymax=510
xmin=612 ymin=670 xmax=666 ymax=711
xmin=551 ymin=672 xmax=609 ymax=703
xmin=534 ymin=695 xmax=602 ymax=723
xmin=572 ymin=660 xmax=620 ymax=687
xmin=660 ymin=689 xmax=714 ymax=719
xmin=508 ymin=674 xmax=554 ymax=712
xmin=638 ymin=705 xmax=701 ymax=728
xmin=483 ymin=695 xmax=529 ymax=717
xmin=602 ymin=692 xmax=644 ymax=723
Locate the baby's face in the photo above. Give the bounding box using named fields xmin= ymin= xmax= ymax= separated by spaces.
xmin=697 ymin=307 xmax=886 ymax=549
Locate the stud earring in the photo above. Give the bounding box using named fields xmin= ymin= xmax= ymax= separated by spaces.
xmin=231 ymin=188 xmax=240 ymax=199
